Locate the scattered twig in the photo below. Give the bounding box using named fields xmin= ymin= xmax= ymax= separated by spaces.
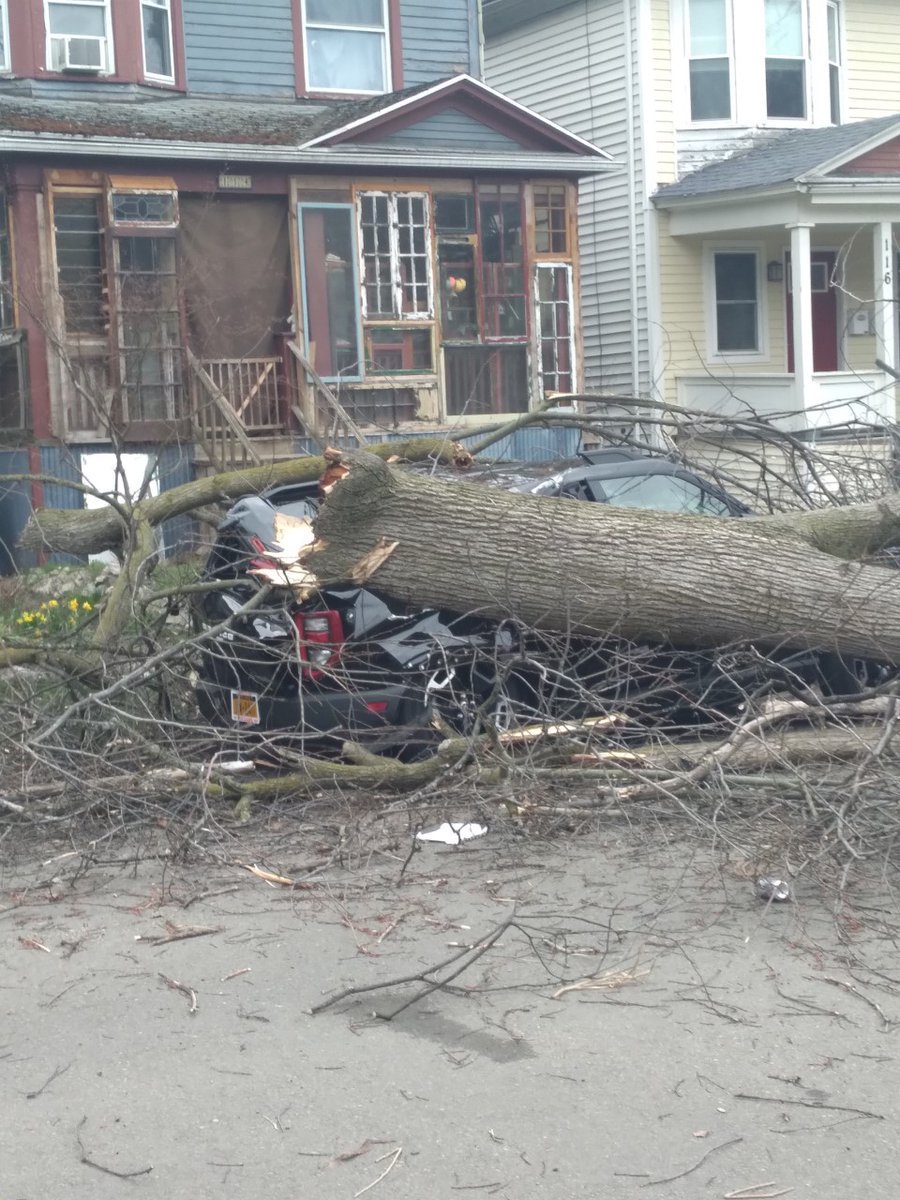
xmin=725 ymin=1185 xmax=793 ymax=1199
xmin=354 ymin=1147 xmax=403 ymax=1198
xmin=818 ymin=975 xmax=892 ymax=1029
xmin=331 ymin=1138 xmax=393 ymax=1165
xmin=137 ymin=921 xmax=223 ymax=946
xmin=181 ymin=885 xmax=241 ymax=909
xmin=734 ymin=1092 xmax=883 ymax=1119
xmin=158 ymin=972 xmax=198 ymax=1014
xmin=643 ymin=1136 xmax=743 ymax=1187
xmin=26 ymin=1061 xmax=72 ymax=1099
xmin=76 ymin=1116 xmax=152 ymax=1180
xmin=310 ymin=914 xmax=515 ymax=1021
xmin=221 ymin=967 xmax=251 ymax=982
xmin=553 ymin=965 xmax=649 ymax=1000
xmin=19 ymin=936 xmax=51 ymax=952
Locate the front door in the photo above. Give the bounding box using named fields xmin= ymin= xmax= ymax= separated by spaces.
xmin=786 ymin=251 xmax=839 ymax=373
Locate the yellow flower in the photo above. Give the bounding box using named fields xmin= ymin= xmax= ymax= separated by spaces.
xmin=81 ymin=601 xmax=93 ymax=612
xmin=21 ymin=612 xmax=34 ymax=624
xmin=37 ymin=612 xmax=47 ymax=623
xmin=68 ymin=598 xmax=79 ymax=612
xmin=48 ymin=599 xmax=59 ymax=609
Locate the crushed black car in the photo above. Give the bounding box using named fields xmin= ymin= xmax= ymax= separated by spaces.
xmin=192 ymin=447 xmax=856 ymax=753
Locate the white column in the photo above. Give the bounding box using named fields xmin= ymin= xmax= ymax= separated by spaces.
xmin=873 ymin=221 xmax=897 ymax=375
xmin=788 ymin=223 xmax=816 ymax=412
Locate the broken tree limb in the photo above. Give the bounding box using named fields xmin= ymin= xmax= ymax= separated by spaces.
xmin=307 ymin=452 xmax=900 ymax=663
xmin=18 ymin=436 xmax=474 ymax=556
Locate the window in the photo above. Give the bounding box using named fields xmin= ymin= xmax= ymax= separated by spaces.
xmin=365 ymin=327 xmax=433 ymax=374
xmin=114 ymin=236 xmax=182 ymax=421
xmin=111 ymin=190 xmax=177 ymax=226
xmin=827 ymin=1 xmax=841 ymax=124
xmin=478 ymin=183 xmax=526 ymax=339
xmin=0 ymin=1 xmax=10 ymax=73
xmin=46 ymin=0 xmax=113 ymax=73
xmin=592 ymin=473 xmax=733 ymax=516
xmin=713 ymin=251 xmax=759 ymax=354
xmin=535 ymin=265 xmax=574 ymax=394
xmin=359 ymin=192 xmax=432 ymax=319
xmin=687 ymin=0 xmax=731 ymax=121
xmin=303 ymin=0 xmax=389 ymax=94
xmin=533 ymin=186 xmax=568 ymax=255
xmin=765 ymin=0 xmax=806 ymax=119
xmin=298 ymin=204 xmax=363 ymax=381
xmin=141 ymin=0 xmax=174 ymax=81
xmin=53 ymin=195 xmax=107 ymax=335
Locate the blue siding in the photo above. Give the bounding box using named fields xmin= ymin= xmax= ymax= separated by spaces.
xmin=0 ymin=450 xmax=33 ymax=573
xmin=400 ymin=0 xmax=478 ymax=84
xmin=183 ymin=0 xmax=296 ymax=97
xmin=41 ymin=445 xmax=89 ymax=566
xmin=375 ymin=107 xmax=526 ymax=150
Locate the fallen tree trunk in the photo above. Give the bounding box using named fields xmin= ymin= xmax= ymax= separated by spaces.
xmin=308 ymin=453 xmax=900 ymax=662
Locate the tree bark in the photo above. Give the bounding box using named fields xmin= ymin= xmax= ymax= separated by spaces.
xmin=307 ymin=453 xmax=900 ymax=662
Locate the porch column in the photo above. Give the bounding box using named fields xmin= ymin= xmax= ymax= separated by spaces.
xmin=787 ymin=223 xmax=815 ymax=412
xmin=873 ymin=221 xmax=897 ymax=375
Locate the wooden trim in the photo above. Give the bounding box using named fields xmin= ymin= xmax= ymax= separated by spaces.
xmin=387 ymin=0 xmax=402 ymax=90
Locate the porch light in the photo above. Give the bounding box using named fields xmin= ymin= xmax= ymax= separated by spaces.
xmin=766 ymin=260 xmax=784 ymax=283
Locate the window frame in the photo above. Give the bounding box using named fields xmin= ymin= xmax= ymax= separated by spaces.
xmin=0 ymin=2 xmax=10 ymax=74
xmin=534 ymin=262 xmax=576 ymax=397
xmin=704 ymin=244 xmax=767 ymax=363
xmin=826 ymin=0 xmax=843 ymax=124
xmin=684 ymin=0 xmax=735 ymax=124
xmin=297 ymin=200 xmax=365 ymax=384
xmin=299 ymin=0 xmax=392 ymax=97
xmin=764 ymin=0 xmax=808 ymax=121
xmin=357 ymin=190 xmax=434 ymax=322
xmin=44 ymin=0 xmax=115 ymax=75
xmin=677 ymin=0 xmax=840 ymax=130
xmin=140 ymin=0 xmax=175 ymax=85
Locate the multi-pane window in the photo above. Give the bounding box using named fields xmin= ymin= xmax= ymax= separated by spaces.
xmin=53 ymin=196 xmax=107 ymax=335
xmin=688 ymin=0 xmax=731 ymax=121
xmin=365 ymin=327 xmax=433 ymax=374
xmin=535 ymin=265 xmax=574 ymax=394
xmin=765 ymin=0 xmax=806 ymax=119
xmin=478 ymin=184 xmax=526 ymax=339
xmin=303 ymin=0 xmax=389 ymax=94
xmin=142 ymin=0 xmax=174 ymax=81
xmin=533 ymin=186 xmax=568 ymax=255
xmin=114 ymin=236 xmax=181 ymax=421
xmin=359 ymin=192 xmax=432 ymax=319
xmin=46 ymin=0 xmax=112 ymax=72
xmin=827 ymin=1 xmax=841 ymax=124
xmin=713 ymin=251 xmax=759 ymax=353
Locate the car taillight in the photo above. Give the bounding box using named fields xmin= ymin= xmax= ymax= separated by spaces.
xmin=293 ymin=609 xmax=344 ymax=678
xmin=248 ymin=535 xmax=279 ymax=571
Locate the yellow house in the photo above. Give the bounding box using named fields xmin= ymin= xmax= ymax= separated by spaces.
xmin=485 ymin=0 xmax=900 ymax=437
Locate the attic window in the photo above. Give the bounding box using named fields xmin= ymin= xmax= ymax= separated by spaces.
xmin=110 ymin=191 xmax=178 ymax=227
xmin=302 ymin=0 xmax=389 ymax=94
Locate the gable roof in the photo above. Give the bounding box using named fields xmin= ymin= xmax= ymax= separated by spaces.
xmin=654 ymin=113 xmax=900 ymax=203
xmin=305 ymin=75 xmax=610 ymax=157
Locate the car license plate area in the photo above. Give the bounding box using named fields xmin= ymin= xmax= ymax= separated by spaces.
xmin=230 ymin=690 xmax=260 ymax=725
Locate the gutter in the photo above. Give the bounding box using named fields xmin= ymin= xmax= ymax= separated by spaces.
xmin=0 ymin=132 xmax=618 ymax=173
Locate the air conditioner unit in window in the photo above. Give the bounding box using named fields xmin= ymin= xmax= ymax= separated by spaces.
xmin=56 ymin=35 xmax=107 ymax=73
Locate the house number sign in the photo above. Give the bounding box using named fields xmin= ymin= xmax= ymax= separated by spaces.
xmin=218 ymin=174 xmax=253 ymax=190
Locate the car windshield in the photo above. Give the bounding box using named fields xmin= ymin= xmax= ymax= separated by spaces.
xmin=591 ymin=473 xmax=732 ymax=515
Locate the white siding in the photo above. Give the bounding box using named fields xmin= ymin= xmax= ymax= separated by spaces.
xmin=485 ymin=0 xmax=649 ymax=397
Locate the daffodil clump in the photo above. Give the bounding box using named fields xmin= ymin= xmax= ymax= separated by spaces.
xmin=14 ymin=596 xmax=95 ymax=638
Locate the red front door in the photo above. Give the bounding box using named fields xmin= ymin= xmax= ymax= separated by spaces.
xmin=786 ymin=251 xmax=839 ymax=373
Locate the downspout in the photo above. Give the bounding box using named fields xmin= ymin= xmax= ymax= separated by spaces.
xmin=623 ymin=0 xmax=641 ymax=398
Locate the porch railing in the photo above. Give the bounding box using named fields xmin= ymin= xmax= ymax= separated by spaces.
xmin=199 ymin=357 xmax=282 ymax=432
xmin=187 ymin=349 xmax=262 ymax=472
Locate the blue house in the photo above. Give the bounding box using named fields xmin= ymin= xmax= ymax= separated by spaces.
xmin=0 ymin=0 xmax=611 ymax=566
